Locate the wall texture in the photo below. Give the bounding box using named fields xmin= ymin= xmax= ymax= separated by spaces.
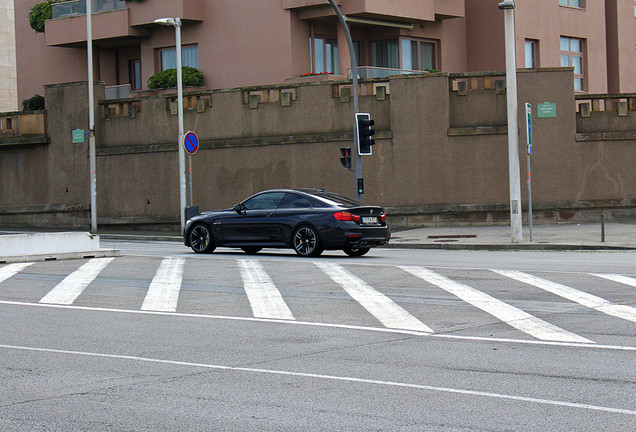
xmin=1 ymin=68 xmax=635 ymax=231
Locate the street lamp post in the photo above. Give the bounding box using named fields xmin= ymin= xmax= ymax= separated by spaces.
xmin=154 ymin=17 xmax=186 ymax=233
xmin=327 ymin=0 xmax=363 ymax=202
xmin=499 ymin=1 xmax=523 ymax=243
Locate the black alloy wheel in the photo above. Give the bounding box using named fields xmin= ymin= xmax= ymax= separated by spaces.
xmin=292 ymin=225 xmax=323 ymax=257
xmin=189 ymin=223 xmax=216 ymax=253
xmin=343 ymin=246 xmax=371 ymax=257
xmin=241 ymin=247 xmax=262 ymax=255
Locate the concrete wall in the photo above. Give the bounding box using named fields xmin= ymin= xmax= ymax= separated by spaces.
xmin=1 ymin=68 xmax=636 ymax=230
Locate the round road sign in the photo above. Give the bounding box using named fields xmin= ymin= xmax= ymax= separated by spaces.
xmin=184 ymin=131 xmax=199 ymax=155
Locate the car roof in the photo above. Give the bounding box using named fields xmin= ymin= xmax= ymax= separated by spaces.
xmin=256 ymin=188 xmax=361 ymax=207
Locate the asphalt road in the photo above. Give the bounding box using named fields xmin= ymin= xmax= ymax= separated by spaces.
xmin=1 ymin=242 xmax=635 ymax=431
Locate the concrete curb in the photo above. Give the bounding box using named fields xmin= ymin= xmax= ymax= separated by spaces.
xmin=1 ymin=249 xmax=120 ymax=264
xmin=382 ymin=243 xmax=636 ymax=251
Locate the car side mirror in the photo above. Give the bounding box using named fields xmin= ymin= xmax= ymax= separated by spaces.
xmin=233 ymin=203 xmax=247 ymax=215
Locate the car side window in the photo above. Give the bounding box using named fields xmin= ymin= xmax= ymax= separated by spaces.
xmin=278 ymin=193 xmax=315 ymax=209
xmin=243 ymin=193 xmax=285 ymax=210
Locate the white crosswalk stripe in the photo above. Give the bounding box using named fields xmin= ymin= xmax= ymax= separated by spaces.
xmin=0 ymin=262 xmax=34 ymax=283
xmin=39 ymin=258 xmax=114 ymax=305
xmin=400 ymin=266 xmax=592 ymax=343
xmin=238 ymin=259 xmax=295 ymax=320
xmin=493 ymin=269 xmax=636 ymax=323
xmin=317 ymin=262 xmax=433 ymax=332
xmin=590 ymin=273 xmax=636 ymax=288
xmin=141 ymin=257 xmax=186 ymax=312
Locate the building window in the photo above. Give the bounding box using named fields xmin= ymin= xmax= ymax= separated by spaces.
xmin=160 ymin=45 xmax=199 ymax=71
xmin=129 ymin=60 xmax=141 ymax=90
xmin=401 ymin=39 xmax=437 ymax=71
xmin=371 ymin=39 xmax=399 ymax=69
xmin=524 ymin=39 xmax=538 ymax=68
xmin=561 ymin=36 xmax=585 ymax=91
xmin=311 ymin=37 xmax=339 ymax=74
xmin=559 ymin=0 xmax=583 ymax=7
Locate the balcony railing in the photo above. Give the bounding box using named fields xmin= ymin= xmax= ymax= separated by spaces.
xmin=105 ymin=84 xmax=131 ymax=100
xmin=51 ymin=0 xmax=126 ymax=19
xmin=349 ymin=66 xmax=428 ymax=79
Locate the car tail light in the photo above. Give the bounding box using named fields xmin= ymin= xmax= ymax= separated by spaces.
xmin=333 ymin=211 xmax=361 ymax=222
xmin=380 ymin=213 xmax=386 ymax=222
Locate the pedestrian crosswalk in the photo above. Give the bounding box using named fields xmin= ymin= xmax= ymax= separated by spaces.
xmin=2 ymin=257 xmax=635 ymax=345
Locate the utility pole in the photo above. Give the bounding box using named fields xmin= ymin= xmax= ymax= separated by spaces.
xmin=87 ymin=0 xmax=97 ymax=232
xmin=499 ymin=1 xmax=523 ymax=243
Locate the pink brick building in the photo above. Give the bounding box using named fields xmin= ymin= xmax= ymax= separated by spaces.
xmin=14 ymin=0 xmax=636 ymax=102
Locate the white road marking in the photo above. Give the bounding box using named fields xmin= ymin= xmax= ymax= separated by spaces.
xmin=0 ymin=262 xmax=34 ymax=283
xmin=317 ymin=262 xmax=433 ymax=332
xmin=494 ymin=270 xmax=636 ymax=323
xmin=141 ymin=257 xmax=185 ymax=312
xmin=238 ymin=259 xmax=295 ymax=320
xmin=1 ymin=343 xmax=634 ymax=416
xmin=39 ymin=258 xmax=114 ymax=305
xmin=2 ymin=300 xmax=635 ymax=351
xmin=400 ymin=266 xmax=592 ymax=343
xmin=591 ymin=273 xmax=636 ymax=288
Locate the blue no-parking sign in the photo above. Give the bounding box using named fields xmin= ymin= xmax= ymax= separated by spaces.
xmin=184 ymin=131 xmax=199 ymax=155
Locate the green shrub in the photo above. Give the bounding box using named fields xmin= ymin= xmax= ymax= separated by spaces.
xmin=29 ymin=1 xmax=59 ymax=33
xmin=147 ymin=67 xmax=204 ymax=89
xmin=22 ymin=94 xmax=45 ymax=111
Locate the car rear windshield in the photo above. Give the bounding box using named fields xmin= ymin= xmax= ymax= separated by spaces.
xmin=311 ymin=192 xmax=361 ymax=208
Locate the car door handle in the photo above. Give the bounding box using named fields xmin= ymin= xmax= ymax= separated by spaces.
xmin=266 ymin=212 xmax=273 ymax=217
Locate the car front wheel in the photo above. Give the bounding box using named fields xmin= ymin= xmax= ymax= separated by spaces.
xmin=292 ymin=225 xmax=323 ymax=257
xmin=189 ymin=223 xmax=216 ymax=253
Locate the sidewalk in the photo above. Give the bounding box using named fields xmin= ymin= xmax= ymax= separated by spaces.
xmin=387 ymin=222 xmax=636 ymax=250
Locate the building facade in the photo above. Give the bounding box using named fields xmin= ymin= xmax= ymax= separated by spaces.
xmin=0 ymin=0 xmax=18 ymax=111
xmin=13 ymin=0 xmax=636 ymax=103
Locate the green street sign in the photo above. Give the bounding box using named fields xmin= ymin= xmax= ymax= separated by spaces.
xmin=72 ymin=129 xmax=85 ymax=143
xmin=537 ymin=102 xmax=557 ymax=118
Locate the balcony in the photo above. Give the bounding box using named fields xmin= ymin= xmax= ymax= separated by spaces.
xmin=285 ymin=0 xmax=463 ymax=22
xmin=45 ymin=0 xmax=203 ymax=48
xmin=51 ymin=0 xmax=125 ymax=19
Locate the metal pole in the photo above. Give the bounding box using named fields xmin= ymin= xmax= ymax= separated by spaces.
xmin=328 ymin=0 xmax=362 ymax=202
xmin=87 ymin=0 xmax=97 ymax=233
xmin=188 ymin=154 xmax=193 ymax=206
xmin=527 ymin=150 xmax=533 ymax=242
xmin=175 ymin=17 xmax=186 ymax=233
xmin=525 ymin=103 xmax=533 ymax=242
xmin=601 ymin=214 xmax=606 ymax=242
xmin=501 ymin=2 xmax=523 ymax=243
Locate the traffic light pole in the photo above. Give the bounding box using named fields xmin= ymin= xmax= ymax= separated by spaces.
xmin=328 ymin=0 xmax=362 ymax=202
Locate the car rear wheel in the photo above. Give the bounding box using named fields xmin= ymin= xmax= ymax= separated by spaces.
xmin=343 ymin=246 xmax=370 ymax=257
xmin=292 ymin=225 xmax=323 ymax=257
xmin=189 ymin=223 xmax=216 ymax=253
xmin=241 ymin=247 xmax=262 ymax=255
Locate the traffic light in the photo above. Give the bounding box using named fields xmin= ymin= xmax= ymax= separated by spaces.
xmin=357 ymin=178 xmax=364 ymax=195
xmin=340 ymin=147 xmax=352 ymax=170
xmin=356 ymin=113 xmax=375 ymax=155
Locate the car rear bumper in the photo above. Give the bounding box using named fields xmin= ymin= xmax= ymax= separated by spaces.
xmin=321 ymin=224 xmax=391 ymax=249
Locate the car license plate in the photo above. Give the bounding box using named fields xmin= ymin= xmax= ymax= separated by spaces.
xmin=361 ymin=216 xmax=378 ymax=224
